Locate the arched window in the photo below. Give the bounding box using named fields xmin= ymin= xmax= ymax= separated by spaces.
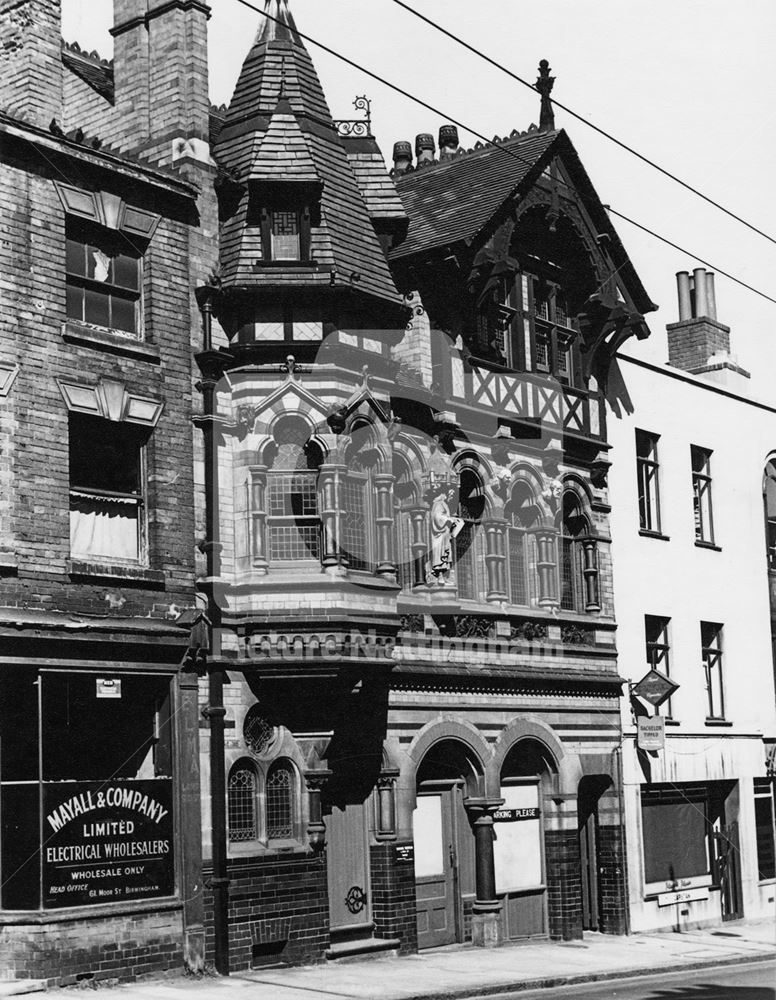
xmin=456 ymin=469 xmax=486 ymax=601
xmin=266 ymin=416 xmax=322 ymax=563
xmin=266 ymin=761 xmax=295 ymax=840
xmin=560 ymin=493 xmax=588 ymax=612
xmin=505 ymin=481 xmax=540 ymax=606
xmin=228 ymin=760 xmax=258 ymax=843
xmin=393 ymin=453 xmax=416 ymax=590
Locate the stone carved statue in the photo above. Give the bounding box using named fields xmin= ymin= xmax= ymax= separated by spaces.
xmin=428 ymin=486 xmax=465 ymax=581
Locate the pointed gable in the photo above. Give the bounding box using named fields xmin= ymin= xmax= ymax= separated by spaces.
xmin=213 ymin=0 xmax=402 ymax=307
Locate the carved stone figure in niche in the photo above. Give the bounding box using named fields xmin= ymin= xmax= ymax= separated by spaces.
xmin=542 ymin=477 xmax=563 ymax=510
xmin=428 ymin=486 xmax=464 ymax=580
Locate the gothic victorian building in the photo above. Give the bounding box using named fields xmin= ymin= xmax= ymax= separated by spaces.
xmin=199 ymin=2 xmax=658 ymax=971
xmin=0 ymin=0 xmax=214 ymax=985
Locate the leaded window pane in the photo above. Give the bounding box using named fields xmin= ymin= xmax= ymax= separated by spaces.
xmin=228 ymin=765 xmax=257 ymax=843
xmin=266 ymin=764 xmax=294 ymax=840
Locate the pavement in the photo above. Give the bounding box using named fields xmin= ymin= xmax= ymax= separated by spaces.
xmin=5 ymin=918 xmax=775 ymax=999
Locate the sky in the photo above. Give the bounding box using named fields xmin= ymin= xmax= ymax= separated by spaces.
xmin=61 ymin=1 xmax=776 ymax=400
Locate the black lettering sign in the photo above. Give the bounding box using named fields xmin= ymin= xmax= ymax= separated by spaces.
xmin=42 ymin=779 xmax=174 ymax=908
xmin=492 ymin=807 xmax=541 ymax=822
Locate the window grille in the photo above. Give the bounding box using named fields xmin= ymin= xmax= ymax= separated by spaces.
xmin=271 ymin=210 xmax=300 ymax=260
xmin=266 ymin=763 xmax=294 ymax=840
xmin=243 ymin=706 xmax=275 ymax=755
xmin=228 ymin=764 xmax=258 ymax=843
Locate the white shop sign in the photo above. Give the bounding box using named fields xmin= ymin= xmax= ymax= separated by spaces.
xmin=657 ymin=886 xmax=709 ymax=907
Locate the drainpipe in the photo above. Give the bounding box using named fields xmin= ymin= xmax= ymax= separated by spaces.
xmin=194 ymin=289 xmax=232 ymax=975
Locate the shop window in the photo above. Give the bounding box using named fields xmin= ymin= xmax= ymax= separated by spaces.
xmin=228 ymin=761 xmax=259 ymax=843
xmin=0 ymin=670 xmax=174 ymax=911
xmin=641 ymin=786 xmax=710 ymax=886
xmin=636 ymin=429 xmax=661 ymax=534
xmin=265 ymin=417 xmax=321 ymax=564
xmin=754 ymin=778 xmax=776 ymax=881
xmin=66 ymin=220 xmax=142 ymax=337
xmin=69 ymin=413 xmax=148 ymax=564
xmin=701 ymin=621 xmax=725 ymax=720
xmin=645 ymin=615 xmax=673 ymax=716
xmin=455 ymin=469 xmax=486 ymax=601
xmin=691 ymin=446 xmax=715 ymax=545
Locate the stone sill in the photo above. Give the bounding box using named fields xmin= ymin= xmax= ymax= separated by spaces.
xmin=0 ymin=896 xmax=181 ymax=925
xmin=639 ymin=529 xmax=670 ymax=542
xmin=68 ymin=560 xmax=165 ymax=588
xmin=63 ymin=322 xmax=161 ymax=364
xmin=695 ymin=540 xmax=722 ymax=552
xmin=705 ymin=718 xmax=733 ymax=727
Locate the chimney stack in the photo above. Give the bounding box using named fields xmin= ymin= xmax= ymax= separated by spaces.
xmin=110 ymin=0 xmax=211 ymax=164
xmin=391 ymin=141 xmax=413 ymax=177
xmin=667 ymin=267 xmax=749 ymax=388
xmin=0 ymin=0 xmax=63 ymax=127
xmin=415 ymin=133 xmax=436 ymax=168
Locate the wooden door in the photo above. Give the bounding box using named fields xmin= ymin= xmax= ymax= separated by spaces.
xmin=494 ymin=781 xmax=546 ymax=939
xmin=414 ymin=791 xmax=457 ymax=949
xmin=326 ymin=801 xmax=371 ymax=936
xmin=719 ymin=822 xmax=744 ymax=922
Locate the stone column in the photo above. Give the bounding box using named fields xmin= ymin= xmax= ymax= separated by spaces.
xmin=376 ymin=772 xmax=398 ymax=840
xmin=249 ymin=466 xmax=268 ymax=574
xmin=408 ymin=506 xmax=429 ymax=590
xmin=319 ymin=464 xmax=345 ymax=574
xmin=581 ymin=537 xmax=600 ymax=612
xmin=374 ymin=473 xmax=397 ymax=578
xmin=533 ymin=527 xmax=558 ymax=607
xmin=465 ymin=798 xmax=504 ymax=947
xmin=305 ymin=770 xmax=331 ymax=853
xmin=483 ymin=518 xmax=508 ymax=603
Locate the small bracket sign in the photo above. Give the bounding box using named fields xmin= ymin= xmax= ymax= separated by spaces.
xmin=631 ymin=668 xmax=678 ymax=708
xmin=637 ymin=716 xmax=665 ymax=751
xmin=96 ymin=678 xmax=121 ymax=699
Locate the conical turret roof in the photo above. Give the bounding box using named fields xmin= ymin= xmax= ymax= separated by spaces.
xmin=214 ymin=0 xmax=402 ymax=306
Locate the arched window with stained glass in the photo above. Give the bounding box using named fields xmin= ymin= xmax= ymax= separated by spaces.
xmin=266 ymin=760 xmax=296 ymax=841
xmin=227 ymin=759 xmax=259 ymax=843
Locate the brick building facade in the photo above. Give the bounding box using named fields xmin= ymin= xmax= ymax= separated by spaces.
xmin=0 ymin=0 xmax=215 ymax=985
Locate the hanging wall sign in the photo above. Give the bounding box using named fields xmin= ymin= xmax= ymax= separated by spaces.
xmin=42 ymin=779 xmax=174 ymax=908
xmin=637 ymin=716 xmax=666 ymax=751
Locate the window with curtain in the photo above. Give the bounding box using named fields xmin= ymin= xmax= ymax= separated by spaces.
xmin=455 ymin=469 xmax=485 ymax=601
xmin=66 ymin=220 xmax=142 ymax=337
xmin=69 ymin=413 xmax=147 ymax=564
xmin=266 ymin=417 xmax=321 ymax=563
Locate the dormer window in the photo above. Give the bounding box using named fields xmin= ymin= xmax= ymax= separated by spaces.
xmin=257 ymin=201 xmax=313 ymax=264
xmin=270 ymin=210 xmax=300 ymax=260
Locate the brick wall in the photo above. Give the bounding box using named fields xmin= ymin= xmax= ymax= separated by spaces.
xmin=0 ymin=909 xmax=183 ymax=986
xmin=203 ymin=852 xmax=329 ymax=972
xmin=544 ymin=829 xmax=583 ymax=941
xmin=666 ymin=319 xmax=731 ymax=373
xmin=597 ymin=824 xmax=629 ymax=934
xmin=369 ymin=842 xmax=417 ymax=953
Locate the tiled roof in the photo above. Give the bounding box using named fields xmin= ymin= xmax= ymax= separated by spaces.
xmin=343 ymin=137 xmax=407 ymax=222
xmin=391 ymin=127 xmax=557 ymax=260
xmin=391 ymin=127 xmax=655 ymax=314
xmin=61 ymin=42 xmax=114 ymax=103
xmin=214 ymin=5 xmax=402 ymax=305
xmin=248 ymin=99 xmax=319 ymax=183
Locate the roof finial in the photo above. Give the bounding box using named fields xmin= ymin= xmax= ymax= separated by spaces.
xmin=536 ymin=59 xmax=555 ymax=132
xmin=258 ymin=0 xmax=301 ymax=45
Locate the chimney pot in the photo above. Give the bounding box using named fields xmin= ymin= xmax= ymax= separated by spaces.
xmin=391 ymin=140 xmax=413 ymax=176
xmin=415 ymin=133 xmax=436 ymax=167
xmin=438 ymin=124 xmax=459 ymax=158
xmin=706 ymin=272 xmax=717 ymax=321
xmin=693 ymin=267 xmax=708 ymax=319
xmin=676 ymin=271 xmax=691 ymax=321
